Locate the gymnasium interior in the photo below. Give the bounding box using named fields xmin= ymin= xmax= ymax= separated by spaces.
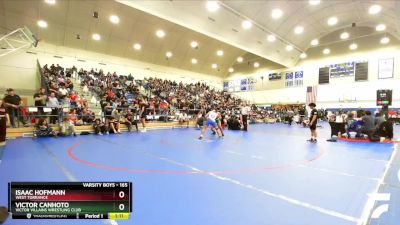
xmin=0 ymin=1 xmax=399 ymax=225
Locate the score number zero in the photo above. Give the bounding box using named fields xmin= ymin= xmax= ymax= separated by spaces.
xmin=117 ymin=183 xmax=128 ymax=211
xmin=118 ymin=191 xmax=125 ymax=211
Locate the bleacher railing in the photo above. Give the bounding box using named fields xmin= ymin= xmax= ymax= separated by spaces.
xmin=4 ymin=105 xmax=198 ymax=128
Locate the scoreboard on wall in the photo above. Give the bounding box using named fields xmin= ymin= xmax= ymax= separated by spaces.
xmin=376 ymin=89 xmax=392 ymax=106
xmin=8 ymin=182 xmax=132 ymax=220
xmin=329 ymin=62 xmax=355 ymax=78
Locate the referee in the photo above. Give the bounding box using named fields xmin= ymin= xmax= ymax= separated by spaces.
xmin=240 ymin=102 xmax=251 ymax=131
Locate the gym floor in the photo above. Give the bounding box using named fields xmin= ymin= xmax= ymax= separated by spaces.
xmin=0 ymin=123 xmax=399 ymax=225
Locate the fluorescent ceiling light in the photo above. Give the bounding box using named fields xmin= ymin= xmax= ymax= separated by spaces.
xmin=349 ymin=43 xmax=358 ymax=50
xmin=190 ymin=41 xmax=198 ymax=48
xmin=206 ymin=1 xmax=220 ymax=12
xmin=44 ymin=0 xmax=56 ymax=4
xmin=310 ymin=39 xmax=319 ymax=46
xmin=156 ymin=30 xmax=165 ymax=38
xmin=271 ymin=9 xmax=283 ymax=19
xmin=294 ymin=26 xmax=304 ymax=34
xmin=109 ymin=15 xmax=119 ymax=24
xmin=323 ymin=48 xmax=330 ymax=54
xmin=92 ymin=33 xmax=101 ymax=41
xmin=37 ymin=20 xmax=48 ymax=28
xmin=375 ymin=24 xmax=386 ymax=31
xmin=309 ymin=0 xmax=321 ymax=6
xmin=133 ymin=43 xmax=141 ymax=50
xmin=242 ymin=20 xmax=252 ymax=29
xmin=340 ymin=32 xmax=349 ymax=39
xmin=267 ymin=35 xmax=276 ymax=42
xmin=380 ymin=37 xmax=390 ymax=44
xmin=327 ymin=17 xmax=338 ymax=26
xmin=369 ymin=5 xmax=382 ymax=14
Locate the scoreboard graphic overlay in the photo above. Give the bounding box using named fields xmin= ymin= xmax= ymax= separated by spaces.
xmin=8 ymin=182 xmax=132 ymax=220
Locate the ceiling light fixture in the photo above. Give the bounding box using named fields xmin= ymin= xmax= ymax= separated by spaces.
xmin=267 ymin=34 xmax=276 ymax=42
xmin=211 ymin=63 xmax=218 ymax=69
xmin=369 ymin=4 xmax=382 ymax=15
xmin=349 ymin=43 xmax=358 ymax=50
xmin=156 ymin=30 xmax=165 ymax=38
xmin=380 ymin=37 xmax=390 ymax=44
xmin=190 ymin=41 xmax=198 ymax=49
xmin=327 ymin=17 xmax=338 ymax=26
xmin=109 ymin=15 xmax=119 ymax=24
xmin=340 ymin=32 xmax=349 ymax=39
xmin=133 ymin=43 xmax=141 ymax=50
xmin=271 ymin=9 xmax=283 ymax=19
xmin=37 ymin=20 xmax=48 ymax=28
xmin=253 ymin=62 xmax=260 ymax=68
xmin=285 ymin=45 xmax=293 ymax=51
xmin=44 ymin=0 xmax=56 ymax=4
xmin=191 ymin=58 xmax=198 ymax=64
xmin=206 ymin=1 xmax=220 ymax=12
xmin=375 ymin=24 xmax=386 ymax=31
xmin=228 ymin=68 xmax=234 ymax=73
xmin=300 ymin=53 xmax=307 ymax=59
xmin=92 ymin=33 xmax=101 ymax=41
xmin=309 ymin=0 xmax=321 ymax=6
xmin=242 ymin=20 xmax=252 ymax=29
xmin=323 ymin=48 xmax=330 ymax=54
xmin=216 ymin=50 xmax=224 ymax=56
xmin=166 ymin=52 xmax=172 ymax=58
xmin=310 ymin=39 xmax=319 ymax=46
xmin=294 ymin=26 xmax=304 ymax=34
xmin=237 ymin=57 xmax=243 ymax=63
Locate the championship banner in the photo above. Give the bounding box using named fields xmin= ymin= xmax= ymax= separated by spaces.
xmin=285 ymin=72 xmax=294 ymax=87
xmin=329 ymin=62 xmax=355 ymax=78
xmin=294 ymin=71 xmax=303 ymax=87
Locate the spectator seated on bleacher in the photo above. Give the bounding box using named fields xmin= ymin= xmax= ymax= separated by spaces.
xmin=227 ymin=116 xmax=241 ymax=130
xmin=69 ymin=109 xmax=83 ymax=126
xmin=177 ymin=110 xmax=190 ymax=127
xmin=81 ymin=108 xmax=95 ymax=124
xmin=35 ymin=119 xmax=58 ymax=137
xmin=93 ymin=118 xmax=107 ymax=135
xmin=375 ymin=121 xmax=394 ymax=140
xmin=108 ymin=116 xmax=121 ymax=134
xmin=123 ymin=109 xmax=139 ymax=132
xmin=59 ymin=117 xmax=77 ymax=137
xmin=374 ymin=112 xmax=385 ymax=129
xmin=361 ymin=111 xmax=375 ymax=135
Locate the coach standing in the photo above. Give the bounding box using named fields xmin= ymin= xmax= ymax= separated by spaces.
xmin=3 ymin=88 xmax=26 ymax=128
xmin=240 ymin=102 xmax=251 ymax=131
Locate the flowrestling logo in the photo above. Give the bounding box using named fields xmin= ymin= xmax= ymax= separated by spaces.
xmin=369 ymin=167 xmax=400 ymax=221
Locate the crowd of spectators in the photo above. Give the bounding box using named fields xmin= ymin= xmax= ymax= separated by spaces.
xmin=1 ymin=63 xmax=397 ymax=141
xmin=327 ymin=108 xmax=393 ymax=141
xmin=31 ymin=64 xmax=257 ymax=135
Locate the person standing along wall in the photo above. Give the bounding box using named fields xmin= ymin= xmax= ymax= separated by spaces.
xmin=307 ymin=103 xmax=318 ymax=143
xmin=240 ymin=103 xmax=251 ymax=131
xmin=0 ymin=99 xmax=9 ymax=144
xmin=33 ymin=87 xmax=47 ymax=118
xmin=3 ymin=88 xmax=26 ymax=127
